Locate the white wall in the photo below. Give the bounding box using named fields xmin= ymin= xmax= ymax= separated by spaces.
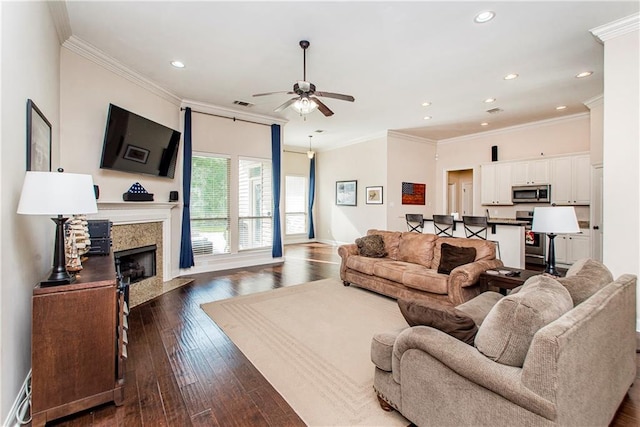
xmin=386 ymin=132 xmax=437 ymax=232
xmin=595 ymin=17 xmax=639 ymax=326
xmin=317 ymin=135 xmax=388 ymax=245
xmin=435 ymin=114 xmax=591 ymax=219
xmin=0 ymin=2 xmax=60 ymax=421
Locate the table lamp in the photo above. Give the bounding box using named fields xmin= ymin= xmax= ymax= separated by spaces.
xmin=532 ymin=206 xmax=579 ymax=276
xmin=17 ymin=170 xmax=98 ymax=286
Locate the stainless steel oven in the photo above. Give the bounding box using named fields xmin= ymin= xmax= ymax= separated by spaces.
xmin=516 ymin=210 xmax=547 ymax=266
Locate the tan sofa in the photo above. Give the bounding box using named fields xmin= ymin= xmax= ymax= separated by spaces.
xmin=338 ymin=229 xmax=503 ymax=306
xmin=371 ymin=259 xmax=637 ymax=426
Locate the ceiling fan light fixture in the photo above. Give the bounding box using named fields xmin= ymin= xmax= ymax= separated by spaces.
xmin=292 ymin=96 xmax=318 ymax=115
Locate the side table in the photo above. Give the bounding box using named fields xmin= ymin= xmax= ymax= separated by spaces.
xmin=479 ymin=268 xmax=542 ymax=295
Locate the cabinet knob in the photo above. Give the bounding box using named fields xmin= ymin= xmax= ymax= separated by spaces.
xmin=593 ymin=225 xmax=600 ymax=230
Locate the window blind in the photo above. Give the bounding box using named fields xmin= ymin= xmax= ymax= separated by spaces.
xmin=285 ymin=175 xmax=307 ymax=235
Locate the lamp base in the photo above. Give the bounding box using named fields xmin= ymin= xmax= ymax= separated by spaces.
xmin=40 ymin=274 xmax=75 ymax=287
xmin=543 ymin=233 xmax=560 ymax=277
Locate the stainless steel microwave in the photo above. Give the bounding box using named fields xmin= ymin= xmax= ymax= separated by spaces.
xmin=512 ymin=184 xmax=551 ymax=203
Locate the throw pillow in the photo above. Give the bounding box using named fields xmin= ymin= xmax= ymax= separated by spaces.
xmin=397 ymin=298 xmax=478 ymax=345
xmin=355 ymin=234 xmax=387 ymax=258
xmin=437 ymin=243 xmax=476 ymax=274
xmin=474 ymin=275 xmax=573 ymax=367
xmin=558 ymin=258 xmax=614 ymax=305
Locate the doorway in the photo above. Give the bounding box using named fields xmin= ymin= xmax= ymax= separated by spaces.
xmin=446 ymin=169 xmax=474 ymax=216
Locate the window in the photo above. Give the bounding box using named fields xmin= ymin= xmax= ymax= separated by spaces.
xmin=285 ymin=175 xmax=307 ymax=235
xmin=239 ymin=158 xmax=272 ymax=250
xmin=190 ymin=153 xmax=230 ymax=255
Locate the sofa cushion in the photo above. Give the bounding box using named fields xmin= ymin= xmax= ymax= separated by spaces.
xmin=355 ymin=234 xmax=387 ymax=258
xmin=367 ymin=229 xmax=402 ymax=260
xmin=456 ymin=291 xmax=504 ymax=326
xmin=402 ymin=267 xmax=449 ymax=294
xmin=558 ymin=258 xmax=614 ymax=305
xmin=397 ymin=232 xmax=437 ymax=268
xmin=373 ymin=260 xmax=415 ymax=283
xmin=432 ymin=237 xmax=495 ymax=268
xmin=437 ymin=243 xmax=476 ymax=274
xmin=345 ymin=255 xmax=379 ymax=275
xmin=397 ymin=298 xmax=478 ymax=345
xmin=475 ymin=275 xmax=573 ymax=367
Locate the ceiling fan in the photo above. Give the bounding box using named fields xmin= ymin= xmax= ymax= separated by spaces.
xmin=253 ymin=40 xmax=355 ymax=117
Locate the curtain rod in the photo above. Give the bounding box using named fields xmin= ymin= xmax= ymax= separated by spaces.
xmin=181 ymin=107 xmax=271 ymax=127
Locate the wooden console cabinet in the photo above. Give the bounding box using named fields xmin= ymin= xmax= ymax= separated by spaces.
xmin=31 ymin=254 xmax=128 ymax=426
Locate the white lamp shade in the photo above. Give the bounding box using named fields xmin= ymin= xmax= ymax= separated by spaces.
xmin=17 ymin=171 xmax=98 ymax=215
xmin=531 ymin=206 xmax=579 ymax=234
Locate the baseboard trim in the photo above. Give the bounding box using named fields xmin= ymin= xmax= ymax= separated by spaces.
xmin=3 ymin=369 xmax=31 ymax=427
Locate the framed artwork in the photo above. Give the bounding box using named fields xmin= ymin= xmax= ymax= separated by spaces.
xmin=336 ymin=180 xmax=357 ymax=206
xmin=26 ymin=99 xmax=52 ymax=171
xmin=402 ymin=182 xmax=426 ymax=205
xmin=366 ymin=186 xmax=383 ymax=204
xmin=123 ymin=144 xmax=150 ymax=164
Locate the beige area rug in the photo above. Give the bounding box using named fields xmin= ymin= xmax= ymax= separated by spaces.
xmin=201 ymin=278 xmax=410 ymax=426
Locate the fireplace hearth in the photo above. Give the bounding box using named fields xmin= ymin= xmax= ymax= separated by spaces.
xmin=115 ymin=244 xmax=157 ymax=284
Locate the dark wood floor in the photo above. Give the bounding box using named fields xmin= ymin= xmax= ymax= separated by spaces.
xmin=45 ymin=243 xmax=639 ymax=426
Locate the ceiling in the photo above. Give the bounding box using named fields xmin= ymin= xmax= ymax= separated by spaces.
xmin=61 ymin=1 xmax=639 ymax=150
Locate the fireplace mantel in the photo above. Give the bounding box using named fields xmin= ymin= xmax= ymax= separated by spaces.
xmin=88 ymin=201 xmax=180 ymax=281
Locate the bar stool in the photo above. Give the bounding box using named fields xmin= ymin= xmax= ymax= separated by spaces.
xmin=433 ymin=214 xmax=455 ymax=237
xmin=405 ymin=214 xmax=424 ymax=233
xmin=462 ymin=215 xmax=501 ymax=259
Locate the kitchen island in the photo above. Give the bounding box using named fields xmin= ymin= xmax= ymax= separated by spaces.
xmin=423 ymin=218 xmax=527 ymax=268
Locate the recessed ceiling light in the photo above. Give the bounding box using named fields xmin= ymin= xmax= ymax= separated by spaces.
xmin=480 ymin=122 xmax=489 ymax=126
xmin=504 ymin=73 xmax=519 ymax=80
xmin=556 ymin=105 xmax=567 ymax=110
xmin=474 ymin=11 xmax=495 ymax=23
xmin=575 ymin=71 xmax=593 ymax=78
xmin=423 ymin=116 xmax=432 ymax=120
xmin=170 ymin=61 xmax=185 ymax=68
xmin=422 ymin=101 xmax=431 ymax=107
xmin=484 ymin=98 xmax=496 ymax=103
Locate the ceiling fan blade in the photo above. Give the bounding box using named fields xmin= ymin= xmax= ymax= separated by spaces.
xmin=253 ymin=91 xmax=294 ymax=97
xmin=274 ymin=97 xmax=299 ymax=112
xmin=311 ymin=97 xmax=334 ymax=117
xmin=314 ymin=91 xmax=355 ymax=102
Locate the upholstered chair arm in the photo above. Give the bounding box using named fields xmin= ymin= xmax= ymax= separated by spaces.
xmin=447 ymin=259 xmax=504 ymax=305
xmin=337 ymin=244 xmax=358 ymax=279
xmin=391 ymin=326 xmax=556 ymax=420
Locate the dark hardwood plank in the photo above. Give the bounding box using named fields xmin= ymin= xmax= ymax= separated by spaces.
xmin=42 ymin=243 xmax=638 ymax=427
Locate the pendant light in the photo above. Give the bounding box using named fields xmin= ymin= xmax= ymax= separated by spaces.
xmin=307 ymin=135 xmax=315 ymax=159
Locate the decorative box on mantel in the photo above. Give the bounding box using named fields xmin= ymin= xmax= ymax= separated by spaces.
xmin=87 ymin=202 xmax=179 ymax=281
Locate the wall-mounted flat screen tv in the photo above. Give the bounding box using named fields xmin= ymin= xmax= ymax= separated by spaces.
xmin=100 ymin=104 xmax=181 ymax=178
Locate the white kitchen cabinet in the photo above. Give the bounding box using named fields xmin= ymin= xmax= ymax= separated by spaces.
xmin=554 ymin=232 xmax=591 ymax=265
xmin=481 ymin=163 xmax=513 ymax=205
xmin=550 ymin=155 xmax=590 ymax=205
xmin=511 ymin=159 xmax=550 ymax=185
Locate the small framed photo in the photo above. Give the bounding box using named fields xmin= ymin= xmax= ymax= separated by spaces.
xmin=123 ymin=144 xmax=150 ymax=164
xmin=26 ymin=99 xmax=52 ymax=171
xmin=336 ymin=180 xmax=357 ymax=206
xmin=366 ymin=186 xmax=383 ymax=204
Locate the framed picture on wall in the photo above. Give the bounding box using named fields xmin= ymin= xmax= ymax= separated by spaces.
xmin=336 ymin=180 xmax=357 ymax=206
xmin=26 ymin=99 xmax=52 ymax=171
xmin=366 ymin=186 xmax=383 ymax=204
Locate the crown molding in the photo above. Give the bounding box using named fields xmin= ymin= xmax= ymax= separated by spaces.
xmin=583 ymin=94 xmax=604 ymax=109
xmin=181 ymin=99 xmax=288 ymax=126
xmin=48 ymin=1 xmax=72 ymax=44
xmin=387 ymin=130 xmax=438 ymax=146
xmin=62 ymin=36 xmax=182 ymax=106
xmin=591 ymin=13 xmax=640 ymax=42
xmin=438 ymin=112 xmax=590 ymax=145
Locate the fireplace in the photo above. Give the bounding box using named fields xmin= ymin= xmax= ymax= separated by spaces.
xmin=115 ymin=244 xmax=157 ymax=284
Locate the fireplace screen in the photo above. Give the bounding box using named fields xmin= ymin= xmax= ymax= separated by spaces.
xmin=114 ymin=244 xmax=157 ymax=284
